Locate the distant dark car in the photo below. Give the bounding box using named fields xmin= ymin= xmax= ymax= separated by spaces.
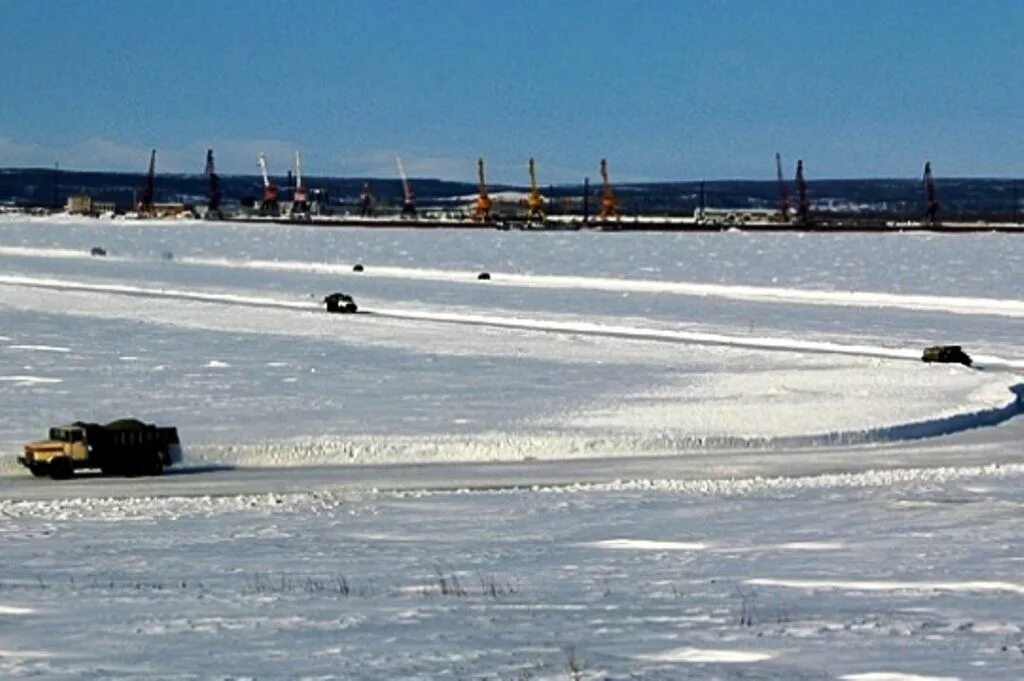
xmin=90 ymin=246 xmax=107 ymax=256
xmin=324 ymin=292 xmax=358 ymax=313
xmin=922 ymin=345 xmax=972 ymax=367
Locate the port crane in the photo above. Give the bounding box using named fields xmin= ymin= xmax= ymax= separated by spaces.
xmin=795 ymin=159 xmax=810 ymax=225
xmin=775 ymin=153 xmax=789 ymax=222
xmin=358 ymin=182 xmax=374 ymax=217
xmin=137 ymin=149 xmax=156 ymax=216
xmin=257 ymin=153 xmax=280 ymax=216
xmin=291 ymin=151 xmax=310 ymax=219
xmin=923 ymin=161 xmax=939 ymax=225
xmin=599 ymin=158 xmax=619 ymax=220
xmin=473 ymin=158 xmax=492 ymax=221
xmin=396 ymin=156 xmax=417 ymax=218
xmin=204 ymin=149 xmax=222 ymax=220
xmin=526 ymin=158 xmax=545 ymax=221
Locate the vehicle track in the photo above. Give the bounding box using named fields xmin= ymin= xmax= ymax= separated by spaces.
xmin=3 ymin=274 xmax=1024 ymax=369
xmin=3 ymin=245 xmax=1023 ymax=319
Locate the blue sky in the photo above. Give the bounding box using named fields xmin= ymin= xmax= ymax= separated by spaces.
xmin=2 ymin=0 xmax=1021 ymax=183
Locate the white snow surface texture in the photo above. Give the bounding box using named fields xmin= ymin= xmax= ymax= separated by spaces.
xmin=0 ymin=215 xmax=1023 ymax=679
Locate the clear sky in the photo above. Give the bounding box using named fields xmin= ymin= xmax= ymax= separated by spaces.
xmin=2 ymin=0 xmax=1022 ymax=183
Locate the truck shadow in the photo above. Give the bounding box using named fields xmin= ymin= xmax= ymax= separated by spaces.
xmin=165 ymin=464 xmax=237 ymax=476
xmin=68 ymin=464 xmax=236 ymax=480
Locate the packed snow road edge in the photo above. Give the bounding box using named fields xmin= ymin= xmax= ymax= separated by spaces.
xmin=177 ymin=383 xmax=1023 ymax=468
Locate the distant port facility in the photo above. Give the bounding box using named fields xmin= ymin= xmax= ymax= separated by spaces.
xmin=2 ymin=149 xmax=1022 ymax=233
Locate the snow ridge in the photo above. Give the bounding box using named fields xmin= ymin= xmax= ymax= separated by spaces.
xmin=184 ymin=383 xmax=1022 ymax=468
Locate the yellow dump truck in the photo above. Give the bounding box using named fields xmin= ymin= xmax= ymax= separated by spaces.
xmin=19 ymin=418 xmax=182 ymax=479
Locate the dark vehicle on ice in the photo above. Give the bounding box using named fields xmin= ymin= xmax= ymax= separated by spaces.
xmin=921 ymin=345 xmax=973 ymax=367
xmin=18 ymin=418 xmax=182 ymax=479
xmin=324 ymin=292 xmax=358 ymax=313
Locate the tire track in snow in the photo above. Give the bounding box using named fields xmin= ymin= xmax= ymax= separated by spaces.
xmin=3 ymin=245 xmax=1023 ymax=319
xmin=3 ymin=273 xmax=1024 ymax=370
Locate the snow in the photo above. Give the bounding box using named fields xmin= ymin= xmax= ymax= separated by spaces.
xmin=5 ymin=343 xmax=71 ymax=353
xmin=638 ymin=647 xmax=774 ymax=663
xmin=746 ymin=578 xmax=1024 ymax=596
xmin=0 ymin=375 xmax=63 ymax=386
xmin=841 ymin=675 xmax=961 ymax=681
xmin=0 ymin=216 xmax=1023 ymax=678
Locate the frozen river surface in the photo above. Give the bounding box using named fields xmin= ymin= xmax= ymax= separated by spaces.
xmin=0 ymin=216 xmax=1022 ymax=679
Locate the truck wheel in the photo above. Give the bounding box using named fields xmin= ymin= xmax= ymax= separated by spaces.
xmin=28 ymin=465 xmax=50 ymax=478
xmin=144 ymin=453 xmax=164 ymax=477
xmin=49 ymin=458 xmax=74 ymax=480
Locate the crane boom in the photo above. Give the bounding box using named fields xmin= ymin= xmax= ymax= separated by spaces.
xmin=775 ymin=153 xmax=789 ymax=221
xmin=258 ymin=154 xmax=271 ymax=189
xmin=477 ymin=157 xmax=489 ymax=198
xmin=396 ymin=156 xmax=413 ymax=201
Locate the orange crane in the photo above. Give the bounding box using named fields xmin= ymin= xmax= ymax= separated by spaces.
xmin=599 ymin=158 xmax=619 ymax=220
xmin=525 ymin=158 xmax=545 ymax=221
xmin=396 ymin=156 xmax=417 ymax=218
xmin=258 ymin=153 xmax=280 ymax=216
xmin=473 ymin=158 xmax=493 ymax=221
xmin=923 ymin=161 xmax=939 ymax=225
xmin=775 ymin=153 xmax=789 ymax=222
xmin=291 ymin=151 xmax=310 ymax=218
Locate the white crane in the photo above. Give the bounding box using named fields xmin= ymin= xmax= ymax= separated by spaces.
xmin=257 ymin=153 xmax=279 ymax=216
xmin=258 ymin=153 xmax=272 ymax=189
xmin=291 ymin=151 xmax=310 ymax=219
xmin=396 ymin=156 xmax=417 ymax=218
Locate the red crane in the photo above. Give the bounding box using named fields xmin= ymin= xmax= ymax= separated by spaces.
xmin=258 ymin=153 xmax=280 ymax=216
xmin=775 ymin=153 xmax=789 ymax=222
xmin=923 ymin=161 xmax=939 ymax=225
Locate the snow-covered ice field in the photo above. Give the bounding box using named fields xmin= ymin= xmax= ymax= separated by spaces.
xmin=1 ymin=215 xmax=1022 ymax=679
